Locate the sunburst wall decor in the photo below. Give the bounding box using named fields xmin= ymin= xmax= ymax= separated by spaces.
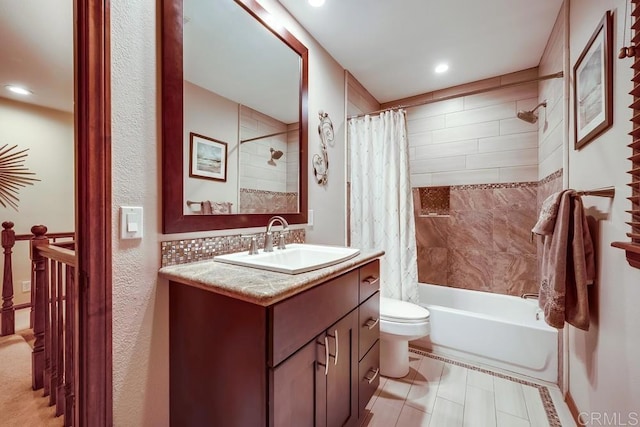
xmin=0 ymin=144 xmax=40 ymax=211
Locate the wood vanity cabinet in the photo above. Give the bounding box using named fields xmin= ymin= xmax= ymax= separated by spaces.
xmin=169 ymin=259 xmax=381 ymax=427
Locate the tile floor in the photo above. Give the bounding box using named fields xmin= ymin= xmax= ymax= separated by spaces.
xmin=360 ymin=349 xmax=576 ymax=427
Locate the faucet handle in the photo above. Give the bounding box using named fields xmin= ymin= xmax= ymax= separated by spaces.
xmin=243 ymin=235 xmax=259 ymax=255
xmin=277 ymin=231 xmax=288 ymax=250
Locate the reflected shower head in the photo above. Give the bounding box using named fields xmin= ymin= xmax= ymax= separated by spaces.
xmin=268 ymin=147 xmax=284 ymax=166
xmin=517 ymin=101 xmax=547 ymax=124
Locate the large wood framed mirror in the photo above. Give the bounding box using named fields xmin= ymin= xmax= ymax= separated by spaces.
xmin=161 ymin=0 xmax=308 ymax=233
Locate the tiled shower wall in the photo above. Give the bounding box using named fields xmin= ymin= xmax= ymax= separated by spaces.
xmin=414 ymin=170 xmax=563 ymax=297
xmin=239 ymin=105 xmax=298 ymax=213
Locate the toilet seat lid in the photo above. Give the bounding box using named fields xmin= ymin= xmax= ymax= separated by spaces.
xmin=380 ymin=297 xmax=430 ymax=323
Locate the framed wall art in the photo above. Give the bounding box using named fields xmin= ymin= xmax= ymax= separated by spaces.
xmin=189 ymin=132 xmax=228 ymax=182
xmin=573 ymin=10 xmax=613 ymax=150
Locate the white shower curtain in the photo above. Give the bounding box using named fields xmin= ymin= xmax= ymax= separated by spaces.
xmin=349 ymin=110 xmax=419 ymax=303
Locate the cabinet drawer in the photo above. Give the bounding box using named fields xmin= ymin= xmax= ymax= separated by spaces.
xmin=359 ymin=260 xmax=380 ymax=303
xmin=358 ymin=292 xmax=379 ymax=361
xmin=358 ymin=340 xmax=380 ymax=420
xmin=269 ymin=270 xmax=359 ymax=367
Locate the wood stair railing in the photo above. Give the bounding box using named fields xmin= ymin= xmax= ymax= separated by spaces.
xmin=0 ymin=222 xmax=76 ymax=426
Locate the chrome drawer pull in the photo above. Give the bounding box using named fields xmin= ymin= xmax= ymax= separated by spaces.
xmin=317 ymin=336 xmax=329 ymax=376
xmin=364 ymin=317 xmax=379 ymax=330
xmin=364 ymin=368 xmax=379 ymax=384
xmin=327 ymin=330 xmax=339 ymax=366
xmin=363 ymin=276 xmax=379 ymax=287
xmin=334 ymin=329 xmax=339 ymax=365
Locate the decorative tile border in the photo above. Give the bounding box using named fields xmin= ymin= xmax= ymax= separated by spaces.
xmin=409 ymin=347 xmax=562 ymax=427
xmin=161 ymin=229 xmax=306 ymax=267
xmin=539 ymin=168 xmax=563 ymax=186
xmin=450 ymin=181 xmax=538 ymax=191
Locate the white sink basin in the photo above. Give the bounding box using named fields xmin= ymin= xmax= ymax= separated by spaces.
xmin=213 ymin=243 xmax=360 ymax=274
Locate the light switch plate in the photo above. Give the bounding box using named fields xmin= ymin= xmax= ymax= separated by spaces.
xmin=120 ymin=206 xmax=143 ymax=239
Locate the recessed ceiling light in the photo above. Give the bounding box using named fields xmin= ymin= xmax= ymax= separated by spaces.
xmin=308 ymin=0 xmax=325 ymax=7
xmin=434 ymin=63 xmax=449 ymax=74
xmin=5 ymin=85 xmax=33 ymax=95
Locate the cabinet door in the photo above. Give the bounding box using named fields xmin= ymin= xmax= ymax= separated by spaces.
xmin=326 ymin=310 xmax=358 ymax=427
xmin=270 ymin=337 xmax=326 ymax=427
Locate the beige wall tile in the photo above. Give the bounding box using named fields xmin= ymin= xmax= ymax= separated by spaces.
xmin=478 ymin=133 xmax=538 ymax=153
xmin=411 ymin=173 xmax=433 ymax=187
xmin=445 ymin=102 xmax=515 ymax=128
xmin=430 ymin=169 xmax=500 ymax=186
xmin=414 ymin=139 xmax=478 ymax=160
xmin=539 ymin=122 xmax=563 ymax=161
xmin=466 ymin=148 xmax=538 ymax=170
xmin=433 ymin=121 xmax=500 ymax=144
xmin=538 ymin=145 xmax=563 ymax=181
xmin=498 ymin=165 xmax=539 ymax=183
xmin=411 ymin=155 xmax=466 ymax=174
xmin=500 ymin=117 xmax=539 ymax=135
xmin=410 ymin=131 xmax=434 ymax=147
xmin=409 ymin=115 xmax=446 ymax=133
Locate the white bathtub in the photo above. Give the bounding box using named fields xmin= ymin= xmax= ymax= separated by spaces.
xmin=413 ymin=283 xmax=558 ymax=383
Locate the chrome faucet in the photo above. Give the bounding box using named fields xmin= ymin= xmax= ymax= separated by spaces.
xmin=522 ymin=293 xmax=539 ymax=300
xmin=264 ymin=216 xmax=289 ymax=252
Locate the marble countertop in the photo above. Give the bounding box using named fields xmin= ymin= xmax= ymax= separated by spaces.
xmin=158 ymin=249 xmax=384 ymax=306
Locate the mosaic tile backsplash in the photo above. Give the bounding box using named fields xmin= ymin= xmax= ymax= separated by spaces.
xmin=413 ymin=174 xmax=564 ymax=297
xmin=161 ymin=228 xmax=305 ymax=267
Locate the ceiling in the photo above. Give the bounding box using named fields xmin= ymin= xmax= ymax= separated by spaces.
xmin=0 ymin=0 xmax=563 ymax=114
xmin=278 ymin=0 xmax=564 ymax=103
xmin=0 ymin=1 xmax=73 ymax=113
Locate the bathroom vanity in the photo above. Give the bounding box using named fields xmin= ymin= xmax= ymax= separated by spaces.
xmin=160 ymin=251 xmax=382 ymax=426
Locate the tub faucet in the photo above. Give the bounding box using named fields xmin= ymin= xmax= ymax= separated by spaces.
xmin=521 ymin=293 xmax=539 ymax=300
xmin=264 ymin=216 xmax=289 ymax=252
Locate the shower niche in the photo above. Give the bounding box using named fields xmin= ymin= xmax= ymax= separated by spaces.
xmin=415 ymin=186 xmax=451 ymax=217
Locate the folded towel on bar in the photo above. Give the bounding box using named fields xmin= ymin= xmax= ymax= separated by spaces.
xmin=532 ymin=190 xmax=595 ymax=331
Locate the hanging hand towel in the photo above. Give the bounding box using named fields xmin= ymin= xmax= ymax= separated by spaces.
xmin=533 ymin=190 xmax=595 ymax=331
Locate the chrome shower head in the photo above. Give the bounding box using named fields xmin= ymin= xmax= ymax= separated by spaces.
xmin=268 ymin=147 xmax=284 ymax=166
xmin=516 ymin=100 xmax=547 ymax=124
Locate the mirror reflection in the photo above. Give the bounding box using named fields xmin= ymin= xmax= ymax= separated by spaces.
xmin=183 ymin=0 xmax=301 ymax=216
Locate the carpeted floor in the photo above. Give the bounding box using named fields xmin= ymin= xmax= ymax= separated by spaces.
xmin=0 ymin=334 xmax=62 ymax=427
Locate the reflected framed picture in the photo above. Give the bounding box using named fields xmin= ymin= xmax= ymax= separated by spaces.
xmin=573 ymin=10 xmax=613 ymax=150
xmin=189 ymin=132 xmax=228 ymax=182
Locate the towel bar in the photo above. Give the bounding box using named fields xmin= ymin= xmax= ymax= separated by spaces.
xmin=576 ymin=187 xmax=615 ymax=198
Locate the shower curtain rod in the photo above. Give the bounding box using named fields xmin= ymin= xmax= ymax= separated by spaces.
xmin=240 ymin=127 xmax=299 ymax=144
xmin=348 ymin=71 xmax=564 ymax=120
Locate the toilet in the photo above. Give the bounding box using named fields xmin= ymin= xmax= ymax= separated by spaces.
xmin=379 ymin=297 xmax=431 ymax=378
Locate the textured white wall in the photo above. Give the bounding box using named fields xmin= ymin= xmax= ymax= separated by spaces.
xmin=183 ymin=81 xmax=239 ymax=213
xmin=538 ymin=3 xmax=567 ymax=180
xmin=0 ymin=97 xmax=74 ymax=306
xmin=568 ymin=0 xmax=640 ymax=420
xmin=111 ymin=0 xmax=168 ymax=424
xmin=111 ymin=0 xmax=347 ymax=424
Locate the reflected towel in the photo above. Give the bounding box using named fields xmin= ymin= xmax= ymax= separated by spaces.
xmin=533 ymin=190 xmax=595 ymax=330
